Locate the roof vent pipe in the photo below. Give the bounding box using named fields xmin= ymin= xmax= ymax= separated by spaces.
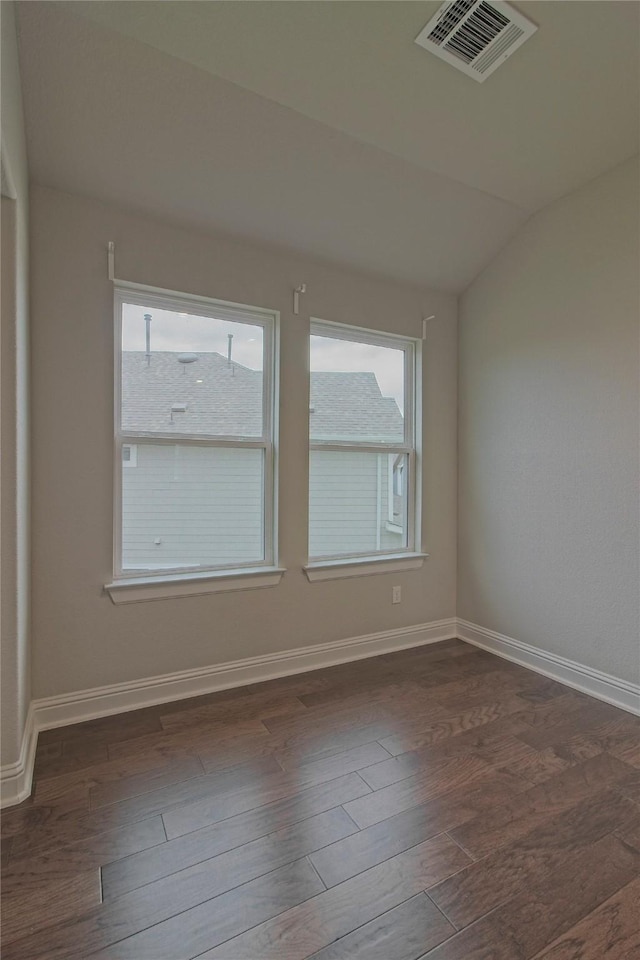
xmin=227 ymin=334 xmax=235 ymax=376
xmin=144 ymin=313 xmax=152 ymax=366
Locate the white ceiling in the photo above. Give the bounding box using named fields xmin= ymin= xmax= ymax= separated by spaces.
xmin=15 ymin=1 xmax=640 ymax=292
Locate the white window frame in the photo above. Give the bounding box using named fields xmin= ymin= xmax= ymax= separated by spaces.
xmin=107 ymin=283 xmax=282 ymax=601
xmin=305 ymin=318 xmax=426 ymax=580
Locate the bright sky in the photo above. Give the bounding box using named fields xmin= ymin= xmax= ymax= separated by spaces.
xmin=122 ymin=304 xmax=405 ymax=409
xmin=310 ymin=335 xmax=404 ymax=412
xmin=122 ymin=304 xmax=264 ymax=370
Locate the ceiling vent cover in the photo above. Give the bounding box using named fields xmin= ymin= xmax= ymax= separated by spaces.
xmin=415 ymin=0 xmax=537 ymax=82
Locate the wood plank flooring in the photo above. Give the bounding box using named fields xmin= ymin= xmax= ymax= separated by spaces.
xmin=2 ymin=639 xmax=639 ymax=959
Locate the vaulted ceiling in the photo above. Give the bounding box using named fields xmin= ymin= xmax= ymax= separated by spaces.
xmin=15 ymin=1 xmax=640 ymax=291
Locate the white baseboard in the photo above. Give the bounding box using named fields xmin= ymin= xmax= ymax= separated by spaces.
xmin=457 ymin=619 xmax=640 ymax=717
xmin=1 ymin=617 xmax=456 ymax=806
xmin=6 ymin=614 xmax=635 ymax=808
xmin=0 ymin=704 xmax=37 ymax=808
xmin=33 ymin=619 xmax=457 ymax=731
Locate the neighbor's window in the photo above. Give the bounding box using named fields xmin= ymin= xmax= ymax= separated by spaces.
xmin=308 ymin=320 xmax=418 ymax=561
xmin=122 ymin=443 xmax=137 ymax=468
xmin=114 ymin=286 xmax=276 ymax=578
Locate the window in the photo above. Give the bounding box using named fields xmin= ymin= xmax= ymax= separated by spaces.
xmin=122 ymin=444 xmax=137 ymax=468
xmin=308 ymin=320 xmax=419 ymax=565
xmin=113 ymin=286 xmax=277 ymax=583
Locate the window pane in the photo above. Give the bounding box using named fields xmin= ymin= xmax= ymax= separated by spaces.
xmin=121 ymin=303 xmax=264 ymax=437
xmin=122 ymin=444 xmax=264 ymax=570
xmin=309 ymin=450 xmax=408 ymax=558
xmin=310 ymin=334 xmax=405 ymax=443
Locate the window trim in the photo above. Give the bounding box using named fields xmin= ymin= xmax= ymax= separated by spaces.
xmin=308 ymin=318 xmax=421 ymax=565
xmin=304 ymin=553 xmax=428 ymax=582
xmin=105 ymin=566 xmax=286 ymax=604
xmin=111 ymin=283 xmax=279 ymax=587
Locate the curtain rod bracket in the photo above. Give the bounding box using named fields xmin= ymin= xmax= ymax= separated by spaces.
xmin=422 ymin=315 xmax=435 ymax=339
xmin=293 ymin=283 xmax=307 ymax=316
xmin=108 ymin=242 xmax=115 ymax=281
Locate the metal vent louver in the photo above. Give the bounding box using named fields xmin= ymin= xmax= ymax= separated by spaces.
xmin=415 ymin=0 xmax=537 ymax=82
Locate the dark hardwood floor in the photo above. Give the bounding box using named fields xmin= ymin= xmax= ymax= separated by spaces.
xmin=2 ymin=639 xmax=639 ymax=959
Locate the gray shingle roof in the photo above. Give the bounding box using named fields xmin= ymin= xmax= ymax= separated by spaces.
xmin=122 ymin=352 xmax=404 ymax=442
xmin=309 ymin=372 xmax=404 ymax=442
xmin=122 ymin=352 xmax=262 ymax=436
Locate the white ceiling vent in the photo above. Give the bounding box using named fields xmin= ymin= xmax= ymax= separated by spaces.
xmin=415 ymin=0 xmax=537 ymax=82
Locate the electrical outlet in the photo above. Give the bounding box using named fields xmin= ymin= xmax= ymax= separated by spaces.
xmin=392 ymin=585 xmax=402 ymax=604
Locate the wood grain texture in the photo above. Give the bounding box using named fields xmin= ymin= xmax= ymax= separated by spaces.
xmin=516 ymin=699 xmax=625 ymax=751
xmin=33 ymin=740 xmax=111 ymax=781
xmin=34 ymin=749 xmax=196 ymax=802
xmin=37 ymin=709 xmax=163 ymax=747
xmin=307 ymin=893 xmax=454 ymax=960
xmin=503 ymin=744 xmax=573 ymax=784
xmin=448 ymin=752 xmax=633 ymax=859
xmin=274 ymin=739 xmax=391 ymax=777
xmin=161 ymin=765 xmax=371 ymax=839
xmin=2 ymin=640 xmax=639 ymax=960
xmin=101 ymin=804 xmax=355 ymax=900
xmin=616 ymin=810 xmax=640 ymax=853
xmin=8 ymin=757 xmax=284 ymax=859
xmin=418 ymin=832 xmax=640 ymax=959
xmin=92 ymin=858 xmax=326 ymax=960
xmin=88 ymin=753 xmax=205 ymax=807
xmin=529 ymin=876 xmax=640 ymax=959
xmin=310 ymin=769 xmax=527 ymax=887
xmin=1 ymin=816 xmax=165 ymax=880
xmin=1 ymin=837 xmax=12 ymax=865
xmin=0 ymin=868 xmax=102 ymax=943
xmin=357 ymin=730 xmax=533 ymax=790
xmin=617 ymin=767 xmax=640 ymax=804
xmin=342 ymin=754 xmax=494 ymax=829
xmin=429 ymin=789 xmax=639 ymax=929
xmin=101 ymin=772 xmax=368 ymax=898
xmin=159 ymin=691 xmax=308 ymax=732
xmin=106 ymin=717 xmax=270 ymax=761
xmin=378 ymin=696 xmax=529 ymax=756
xmin=1 ymin=787 xmax=94 ymax=852
xmin=197 ymin=836 xmax=470 ymax=960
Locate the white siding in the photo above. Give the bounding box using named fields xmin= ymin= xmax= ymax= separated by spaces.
xmin=309 ymin=450 xmax=403 ymax=558
xmin=124 ymin=446 xmax=404 ymax=568
xmin=122 ymin=444 xmax=263 ymax=569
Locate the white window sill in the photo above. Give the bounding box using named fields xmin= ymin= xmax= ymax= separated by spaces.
xmin=304 ymin=553 xmax=428 ymax=582
xmin=105 ymin=567 xmax=286 ymax=604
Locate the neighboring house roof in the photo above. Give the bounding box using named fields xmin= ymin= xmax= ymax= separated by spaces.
xmin=122 ymin=351 xmax=262 ymax=436
xmin=121 ymin=351 xmax=404 ymax=442
xmin=309 ymin=372 xmax=403 ymax=443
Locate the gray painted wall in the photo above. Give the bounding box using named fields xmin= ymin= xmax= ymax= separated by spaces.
xmin=24 ymin=121 xmax=638 ymax=719
xmin=458 ymin=157 xmax=640 ymax=684
xmin=30 ymin=185 xmax=457 ymax=698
